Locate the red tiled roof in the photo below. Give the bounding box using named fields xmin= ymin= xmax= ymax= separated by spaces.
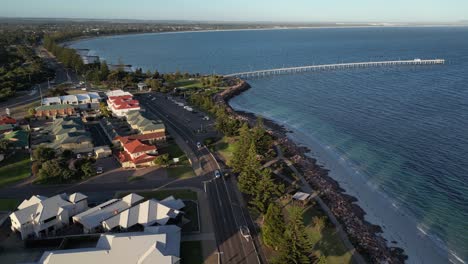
xmin=123 ymin=139 xmax=156 ymax=154
xmin=0 ymin=116 xmax=16 ymax=125
xmin=115 ymin=132 xmax=166 ymax=142
xmin=108 ymin=95 xmax=140 ymax=110
xmin=118 ymin=151 xmax=156 ymax=165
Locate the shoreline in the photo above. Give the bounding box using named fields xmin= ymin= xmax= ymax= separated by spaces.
xmin=65 ymin=23 xmax=468 ymax=48
xmin=222 ymin=80 xmax=464 ymax=264
xmin=216 ymin=79 xmax=424 ymax=263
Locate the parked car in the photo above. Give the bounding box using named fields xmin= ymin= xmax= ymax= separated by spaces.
xmin=197 ymin=142 xmax=202 ymax=149
xmin=96 ymin=167 xmax=103 ymax=174
xmin=76 ymin=154 xmax=82 ymax=159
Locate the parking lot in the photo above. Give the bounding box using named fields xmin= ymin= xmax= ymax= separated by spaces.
xmin=86 ymin=123 xmax=110 ymax=147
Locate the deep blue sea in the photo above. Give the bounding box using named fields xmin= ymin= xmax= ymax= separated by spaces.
xmin=71 ymin=27 xmax=468 ymax=263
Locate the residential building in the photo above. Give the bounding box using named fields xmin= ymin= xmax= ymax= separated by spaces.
xmin=114 ymin=131 xmax=166 ymax=146
xmin=137 ymin=82 xmax=148 ymax=91
xmin=35 ymin=104 xmax=76 ymax=118
xmin=126 ymin=110 xmax=165 ymax=134
xmin=72 ymin=193 xmax=144 ymax=233
xmin=0 ymin=124 xmax=14 ymax=133
xmin=45 ymin=117 xmax=94 ymax=153
xmin=118 ymin=138 xmax=158 ymax=168
xmin=35 ymin=225 xmax=181 ymax=264
xmin=102 ymin=197 xmax=185 ymax=231
xmin=3 ymin=130 xmax=29 ymax=149
xmin=94 ymin=146 xmax=112 ymax=158
xmin=10 ymin=193 xmax=88 ymax=239
xmin=0 ymin=116 xmax=16 ymax=125
xmin=106 ymin=90 xmax=140 ymax=117
xmin=41 ymin=93 xmax=102 ymax=110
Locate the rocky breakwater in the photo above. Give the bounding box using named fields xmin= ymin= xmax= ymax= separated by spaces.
xmin=216 ymin=77 xmax=407 ymax=263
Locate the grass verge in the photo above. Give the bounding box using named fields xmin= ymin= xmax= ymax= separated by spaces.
xmin=181 ymin=200 xmax=200 ymax=233
xmin=0 ymin=153 xmax=31 ymax=188
xmin=0 ymin=198 xmax=19 ymax=211
xmin=167 ymin=166 xmax=195 ymax=179
xmin=180 ymin=241 xmax=203 ymax=264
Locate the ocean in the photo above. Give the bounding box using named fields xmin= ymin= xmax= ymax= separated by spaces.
xmin=71 ymin=27 xmax=468 ymax=263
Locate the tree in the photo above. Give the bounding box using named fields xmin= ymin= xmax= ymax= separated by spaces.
xmin=153 ymin=153 xmax=170 ymax=167
xmin=99 ymin=102 xmax=111 ymax=117
xmin=99 ymin=61 xmax=110 ymax=81
xmin=79 ymin=160 xmax=95 ymax=179
xmin=262 ymin=202 xmax=285 ymax=250
xmin=28 ymin=108 xmax=36 ymax=116
xmin=250 ymin=169 xmax=284 ymax=214
xmin=0 ymin=139 xmax=11 ymax=152
xmin=230 ymin=122 xmax=251 ymax=173
xmin=252 ymin=117 xmax=273 ymax=154
xmin=38 ymin=159 xmax=63 ymax=181
xmin=61 ymin=149 xmax=74 ymax=160
xmin=237 ymin=142 xmax=261 ymax=195
xmin=312 ymin=216 xmax=326 ymax=232
xmin=276 ymin=206 xmax=313 ymax=264
xmin=32 ymin=146 xmax=55 ymax=162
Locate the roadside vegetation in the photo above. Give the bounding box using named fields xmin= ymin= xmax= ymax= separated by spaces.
xmin=0 ymin=152 xmax=31 ymax=188
xmin=0 ymin=31 xmax=53 ymax=100
xmin=32 ymin=146 xmax=96 ymax=184
xmin=0 ymin=198 xmax=19 ymax=211
xmin=180 ymin=241 xmax=203 ymax=264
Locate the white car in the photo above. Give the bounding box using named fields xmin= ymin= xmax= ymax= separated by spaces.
xmin=96 ymin=167 xmax=103 ymax=174
xmin=197 ymin=142 xmax=202 ymax=149
xmin=214 ymin=170 xmax=221 ymax=179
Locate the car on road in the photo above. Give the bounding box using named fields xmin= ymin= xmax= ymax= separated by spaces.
xmin=76 ymin=154 xmax=82 ymax=159
xmin=96 ymin=167 xmax=103 ymax=174
xmin=197 ymin=142 xmax=202 ymax=149
xmin=214 ymin=170 xmax=221 ymax=179
xmin=240 ymin=226 xmax=251 ymax=242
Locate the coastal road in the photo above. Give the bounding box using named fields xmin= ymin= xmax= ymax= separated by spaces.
xmin=139 ymin=94 xmax=263 ymax=264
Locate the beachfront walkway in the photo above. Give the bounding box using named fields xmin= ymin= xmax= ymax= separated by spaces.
xmin=272 ymin=144 xmax=366 ymax=264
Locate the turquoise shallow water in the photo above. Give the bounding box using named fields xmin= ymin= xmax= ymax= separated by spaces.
xmin=71 ymin=27 xmax=468 ymax=262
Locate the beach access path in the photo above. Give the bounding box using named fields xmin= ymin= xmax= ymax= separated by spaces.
xmin=273 ymin=144 xmax=366 ymax=264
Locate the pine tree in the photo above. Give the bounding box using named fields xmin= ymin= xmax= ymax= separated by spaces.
xmin=250 ymin=169 xmax=284 ymax=214
xmin=230 ymin=122 xmax=251 ymax=172
xmin=237 ymin=142 xmax=261 ymax=194
xmin=278 ymin=206 xmax=313 ymax=264
xmin=262 ymin=202 xmax=285 ymax=250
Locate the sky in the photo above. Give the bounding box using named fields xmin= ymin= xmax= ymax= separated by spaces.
xmin=0 ymin=0 xmax=467 ymax=23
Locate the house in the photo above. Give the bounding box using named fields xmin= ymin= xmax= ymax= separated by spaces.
xmin=118 ymin=138 xmax=158 ymax=168
xmin=115 ymin=132 xmax=166 ymax=146
xmin=94 ymin=146 xmax=112 ymax=158
xmin=106 ymin=91 xmax=140 ymax=117
xmin=10 ymin=193 xmax=88 ymax=239
xmin=35 ymin=104 xmax=76 ymax=118
xmin=102 ymin=197 xmax=185 ymax=231
xmin=41 ymin=93 xmax=102 ymax=109
xmin=81 ymin=55 xmax=100 ymax=65
xmin=35 ymin=225 xmax=181 ymax=264
xmin=45 ymin=117 xmax=94 ymax=153
xmin=126 ymin=110 xmax=165 ymax=134
xmin=0 ymin=116 xmax=16 ymax=125
xmin=0 ymin=124 xmax=15 ymax=133
xmin=3 ymin=130 xmax=29 ymax=149
xmin=72 ymin=193 xmax=144 ymax=233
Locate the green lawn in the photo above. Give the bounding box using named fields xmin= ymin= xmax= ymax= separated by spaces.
xmin=181 ymin=200 xmax=200 ymax=233
xmin=167 ymin=165 xmax=195 ymax=179
xmin=302 ymin=203 xmax=355 ymax=264
xmin=0 ymin=198 xmax=19 ymax=211
xmin=180 ymin=241 xmax=203 ymax=264
xmin=0 ymin=153 xmax=31 ymax=188
xmin=214 ymin=136 xmax=237 ymax=164
xmin=173 ymin=79 xmax=204 ymax=89
xmin=117 ymin=189 xmax=198 ymax=201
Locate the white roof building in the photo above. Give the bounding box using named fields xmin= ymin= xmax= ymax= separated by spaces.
xmin=72 ymin=193 xmax=144 ymax=233
xmin=36 ymin=225 xmax=181 ymax=264
xmin=102 ymin=198 xmax=184 ymax=231
xmin=10 ymin=193 xmax=88 ymax=239
xmin=105 ymin=89 xmax=132 ymax=97
xmin=42 ymin=97 xmax=61 ymax=105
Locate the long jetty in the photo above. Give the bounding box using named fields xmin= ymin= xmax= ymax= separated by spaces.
xmin=225 ymin=58 xmax=445 ymax=78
